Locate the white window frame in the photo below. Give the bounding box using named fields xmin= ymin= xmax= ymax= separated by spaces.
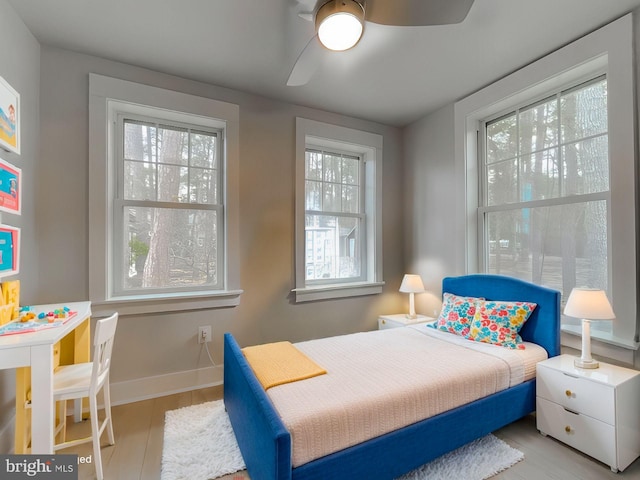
xmin=304 ymin=145 xmax=367 ymax=285
xmin=478 ymin=75 xmax=610 ymax=281
xmin=294 ymin=118 xmax=384 ymax=302
xmin=89 ymin=74 xmax=242 ymax=315
xmin=113 ymin=110 xmax=225 ymax=296
xmin=454 ymin=15 xmax=637 ymax=359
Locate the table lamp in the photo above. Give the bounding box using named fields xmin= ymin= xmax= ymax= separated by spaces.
xmin=563 ymin=287 xmax=615 ymax=369
xmin=399 ymin=274 xmax=425 ymax=319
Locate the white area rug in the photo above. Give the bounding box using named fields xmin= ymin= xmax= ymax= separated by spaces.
xmin=162 ymin=400 xmax=524 ymax=480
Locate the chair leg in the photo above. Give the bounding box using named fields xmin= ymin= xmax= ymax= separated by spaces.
xmin=103 ymin=383 xmax=115 ymax=446
xmin=89 ymin=394 xmax=103 ymax=480
xmin=53 ymin=399 xmax=67 ymax=446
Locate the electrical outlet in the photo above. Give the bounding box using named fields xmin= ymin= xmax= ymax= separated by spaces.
xmin=198 ymin=326 xmax=212 ymax=344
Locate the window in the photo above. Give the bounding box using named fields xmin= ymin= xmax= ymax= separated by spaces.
xmin=115 ymin=115 xmax=223 ymax=295
xmin=304 ymin=148 xmax=365 ymax=284
xmin=89 ymin=74 xmax=241 ymax=315
xmin=481 ymin=77 xmax=609 ymax=299
xmin=294 ymin=118 xmax=383 ymax=302
xmin=454 ymin=15 xmax=636 ymax=356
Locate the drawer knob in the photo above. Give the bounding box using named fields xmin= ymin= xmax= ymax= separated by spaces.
xmin=381 ymin=320 xmax=386 ymax=324
xmin=565 ymin=390 xmax=572 ymax=397
xmin=565 ymin=425 xmax=572 ymax=433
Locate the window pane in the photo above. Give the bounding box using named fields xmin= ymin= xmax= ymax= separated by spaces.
xmin=305 ymin=214 xmax=361 ymax=280
xmin=561 ymin=79 xmax=607 ymax=143
xmin=123 ymin=206 xmax=218 ymax=290
xmin=158 ymin=126 xmax=188 ymax=166
xmin=562 ymin=135 xmax=609 ymax=195
xmin=306 ymin=150 xmax=322 ymax=180
xmin=486 ymin=114 xmax=517 ymax=163
xmin=124 ymin=160 xmax=156 ymax=200
xmin=124 ymin=121 xmax=156 ymax=163
xmin=487 ymin=159 xmax=518 ymax=205
xmin=342 ymin=156 xmax=359 ymax=185
xmin=323 ymin=183 xmax=341 ymax=212
xmin=520 ymin=148 xmax=559 ymax=201
xmin=519 ymin=98 xmax=558 ymax=155
xmin=323 ymin=153 xmax=341 ymax=182
xmin=305 ymin=180 xmax=321 ymax=210
xmin=486 ymin=200 xmax=608 ymax=298
xmin=191 ymin=132 xmax=217 ymax=168
xmin=158 ymin=165 xmax=188 ymax=202
xmin=190 ymin=167 xmax=218 ymax=204
xmin=342 ymin=185 xmax=359 ymax=213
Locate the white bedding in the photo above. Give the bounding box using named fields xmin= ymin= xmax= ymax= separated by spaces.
xmin=266 ymin=326 xmax=547 ymax=467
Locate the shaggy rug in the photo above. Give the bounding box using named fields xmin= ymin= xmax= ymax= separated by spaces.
xmin=161 ymin=400 xmax=524 ymax=480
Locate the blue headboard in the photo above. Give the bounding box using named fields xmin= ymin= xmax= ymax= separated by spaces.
xmin=442 ymin=274 xmax=561 ymax=357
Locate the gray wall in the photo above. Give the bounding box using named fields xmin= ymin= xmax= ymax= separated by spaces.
xmin=36 ymin=46 xmax=406 ymax=386
xmin=403 ymin=105 xmax=457 ymax=317
xmin=0 ymin=0 xmax=40 ymax=453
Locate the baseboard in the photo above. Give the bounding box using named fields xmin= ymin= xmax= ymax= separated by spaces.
xmin=109 ymin=365 xmax=223 ymax=406
xmin=0 ymin=415 xmax=15 ymax=454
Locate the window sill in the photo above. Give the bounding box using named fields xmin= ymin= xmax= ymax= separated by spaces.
xmin=91 ymin=289 xmax=243 ymax=316
xmin=561 ymin=324 xmax=639 ymax=365
xmin=293 ymin=282 xmax=384 ymax=303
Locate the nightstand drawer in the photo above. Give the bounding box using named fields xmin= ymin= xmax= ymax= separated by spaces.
xmin=537 ymin=397 xmax=616 ymax=468
xmin=537 ymin=364 xmax=615 ymax=424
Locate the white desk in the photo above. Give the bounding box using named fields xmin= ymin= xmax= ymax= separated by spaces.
xmin=0 ymin=301 xmax=91 ymax=454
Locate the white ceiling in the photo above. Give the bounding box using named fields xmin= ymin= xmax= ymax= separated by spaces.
xmin=8 ymin=0 xmax=640 ymax=126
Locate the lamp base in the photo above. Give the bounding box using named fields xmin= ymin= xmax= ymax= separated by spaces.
xmin=574 ymin=357 xmax=599 ymax=369
xmin=405 ymin=313 xmax=418 ymax=320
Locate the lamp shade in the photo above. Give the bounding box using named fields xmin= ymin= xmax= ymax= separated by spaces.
xmin=316 ymin=0 xmax=365 ymax=51
xmin=564 ymin=288 xmax=615 ymax=320
xmin=399 ymin=274 xmax=425 ymax=294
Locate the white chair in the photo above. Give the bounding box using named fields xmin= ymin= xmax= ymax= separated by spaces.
xmin=53 ymin=312 xmax=118 ymax=480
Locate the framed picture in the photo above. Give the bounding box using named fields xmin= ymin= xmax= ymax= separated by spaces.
xmin=0 ymin=76 xmax=19 ymax=154
xmin=0 ymin=224 xmax=19 ymax=278
xmin=0 ymin=157 xmax=20 ymax=215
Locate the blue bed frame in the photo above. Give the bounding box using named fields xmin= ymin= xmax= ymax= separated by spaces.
xmin=224 ymin=274 xmax=561 ymax=480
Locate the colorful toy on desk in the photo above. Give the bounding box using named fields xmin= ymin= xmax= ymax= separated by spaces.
xmin=20 ymin=312 xmax=35 ymax=322
xmin=37 ymin=312 xmax=46 ymax=320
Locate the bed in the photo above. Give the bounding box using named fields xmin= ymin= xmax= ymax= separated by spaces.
xmin=223 ymin=274 xmax=561 ymax=480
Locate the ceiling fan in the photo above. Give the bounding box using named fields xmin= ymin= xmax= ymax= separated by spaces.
xmin=287 ymin=0 xmax=475 ymax=86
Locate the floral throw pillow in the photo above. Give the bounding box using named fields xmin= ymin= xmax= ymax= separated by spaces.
xmin=428 ymin=292 xmax=481 ymax=337
xmin=466 ymin=300 xmax=537 ymax=349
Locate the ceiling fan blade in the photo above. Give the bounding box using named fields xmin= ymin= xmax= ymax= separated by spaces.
xmin=365 ymin=0 xmax=475 ymax=26
xmin=287 ymin=35 xmax=323 ymax=86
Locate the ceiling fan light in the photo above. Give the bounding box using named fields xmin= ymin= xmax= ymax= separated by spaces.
xmin=316 ymin=0 xmax=364 ymax=51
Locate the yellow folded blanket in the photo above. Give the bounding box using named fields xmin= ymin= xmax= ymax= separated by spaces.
xmin=242 ymin=341 xmax=327 ymax=390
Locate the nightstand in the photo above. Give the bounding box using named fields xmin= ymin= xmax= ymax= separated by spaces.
xmin=536 ymin=354 xmax=640 ymax=472
xmin=378 ymin=314 xmax=434 ymax=330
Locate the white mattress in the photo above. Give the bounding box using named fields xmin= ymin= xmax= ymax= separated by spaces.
xmin=266 ymin=326 xmax=547 ymax=467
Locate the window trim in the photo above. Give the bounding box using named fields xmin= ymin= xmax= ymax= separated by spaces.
xmin=89 ymin=74 xmax=242 ymax=316
xmin=454 ymin=14 xmax=637 ymax=355
xmin=294 ymin=118 xmax=384 ymax=302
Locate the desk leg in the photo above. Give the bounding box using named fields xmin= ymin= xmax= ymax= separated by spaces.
xmin=30 ymin=344 xmax=54 ymax=454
